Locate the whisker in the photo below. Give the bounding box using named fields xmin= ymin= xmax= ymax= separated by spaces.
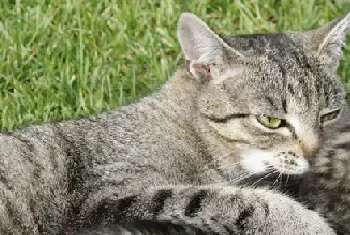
xmin=251 ymin=169 xmax=279 ymax=188
xmin=218 ymin=161 xmax=242 ymax=169
xmin=230 ymin=172 xmax=252 ymax=185
xmin=207 ymin=150 xmax=237 ymax=168
xmin=285 ymin=173 xmax=290 ymax=185
xmin=272 ymin=172 xmax=282 ymax=187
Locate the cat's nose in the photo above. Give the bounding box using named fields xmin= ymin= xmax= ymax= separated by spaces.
xmin=295 ymin=135 xmax=319 ymax=157
xmin=287 ymin=117 xmax=320 ymax=156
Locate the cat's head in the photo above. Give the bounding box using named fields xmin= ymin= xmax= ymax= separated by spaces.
xmin=177 ymin=12 xmax=349 ymax=177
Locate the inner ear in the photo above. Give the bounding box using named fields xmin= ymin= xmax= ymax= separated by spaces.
xmin=187 ymin=61 xmax=245 ymax=84
xmin=187 ymin=61 xmax=212 ymax=82
xmin=178 ymin=13 xmax=244 ymax=81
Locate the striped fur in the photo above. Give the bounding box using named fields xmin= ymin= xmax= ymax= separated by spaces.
xmin=297 ymin=108 xmax=350 ymax=234
xmin=1 ymin=12 xmax=350 ymax=235
xmin=75 ymin=186 xmax=333 ymax=235
xmin=73 ymin=221 xmax=209 ymax=235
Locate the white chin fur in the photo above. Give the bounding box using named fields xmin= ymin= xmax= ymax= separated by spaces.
xmin=240 ymin=149 xmax=309 ymax=175
xmin=240 ymin=150 xmax=274 ymax=174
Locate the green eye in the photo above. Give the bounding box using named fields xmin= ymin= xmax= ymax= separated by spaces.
xmin=257 ymin=115 xmax=283 ymax=129
xmin=320 ymin=110 xmax=340 ymax=123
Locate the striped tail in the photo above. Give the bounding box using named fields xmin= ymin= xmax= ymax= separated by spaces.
xmin=70 ymin=185 xmax=335 ymax=235
xmin=74 ymin=221 xmax=209 ymax=235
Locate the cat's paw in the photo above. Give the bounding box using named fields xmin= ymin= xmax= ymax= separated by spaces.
xmin=243 ymin=189 xmax=335 ymax=235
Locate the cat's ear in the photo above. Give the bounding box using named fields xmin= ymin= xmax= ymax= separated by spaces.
xmin=177 ymin=13 xmax=244 ymax=82
xmin=304 ymin=12 xmax=350 ymax=71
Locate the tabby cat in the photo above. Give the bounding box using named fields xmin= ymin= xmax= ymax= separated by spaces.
xmin=1 ymin=12 xmax=350 ymax=235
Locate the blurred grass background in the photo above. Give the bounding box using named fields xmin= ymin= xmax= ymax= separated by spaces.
xmin=0 ymin=0 xmax=349 ymax=130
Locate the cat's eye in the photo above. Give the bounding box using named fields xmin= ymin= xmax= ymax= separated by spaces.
xmin=256 ymin=115 xmax=284 ymax=129
xmin=320 ymin=110 xmax=340 ymax=124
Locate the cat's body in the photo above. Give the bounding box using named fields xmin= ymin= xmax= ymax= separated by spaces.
xmin=2 ymin=69 xmax=332 ymax=235
xmin=1 ymin=12 xmax=350 ymax=235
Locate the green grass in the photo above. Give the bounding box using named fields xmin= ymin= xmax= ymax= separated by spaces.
xmin=0 ymin=0 xmax=349 ymax=130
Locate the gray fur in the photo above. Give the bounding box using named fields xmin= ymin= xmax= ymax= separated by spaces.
xmin=297 ymin=107 xmax=350 ymax=234
xmin=1 ymin=12 xmax=350 ymax=235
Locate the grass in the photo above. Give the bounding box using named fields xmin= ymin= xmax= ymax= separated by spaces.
xmin=0 ymin=0 xmax=349 ymax=130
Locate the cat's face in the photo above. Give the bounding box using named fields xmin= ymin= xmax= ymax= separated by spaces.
xmin=177 ymin=13 xmax=349 ymax=177
xmin=197 ymin=53 xmax=345 ymax=175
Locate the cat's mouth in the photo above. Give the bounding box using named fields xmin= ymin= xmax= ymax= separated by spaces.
xmin=240 ymin=149 xmax=310 ymax=175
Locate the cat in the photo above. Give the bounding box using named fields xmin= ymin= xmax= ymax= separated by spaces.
xmin=1 ymin=11 xmax=349 ymax=235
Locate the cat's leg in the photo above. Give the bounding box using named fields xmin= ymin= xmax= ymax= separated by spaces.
xmin=77 ymin=185 xmax=335 ymax=235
